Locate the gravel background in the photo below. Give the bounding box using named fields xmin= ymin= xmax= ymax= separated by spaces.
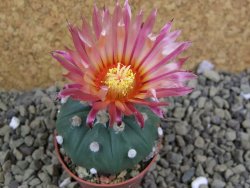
xmin=0 ymin=68 xmax=250 ymax=188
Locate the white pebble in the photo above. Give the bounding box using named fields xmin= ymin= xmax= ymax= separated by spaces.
xmin=89 ymin=142 xmax=100 ymax=152
xmin=191 ymin=176 xmax=208 ymax=188
xmin=59 ymin=177 xmax=71 ymax=187
xmin=56 ymin=135 xmax=63 ymax=145
xmin=197 ymin=60 xmax=214 ymax=74
xmin=128 ymin=149 xmax=137 ymax=158
xmin=9 ymin=116 xmax=20 ymax=129
xmin=90 ymin=168 xmax=97 ymax=174
xmin=158 ymin=127 xmax=163 ymax=137
xmin=61 ymin=96 xmax=69 ymax=104
xmin=241 ymin=92 xmax=250 ymax=100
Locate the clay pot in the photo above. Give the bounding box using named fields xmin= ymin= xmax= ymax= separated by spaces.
xmin=54 ymin=132 xmax=158 ymax=188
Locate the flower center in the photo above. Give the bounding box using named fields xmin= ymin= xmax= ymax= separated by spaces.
xmin=104 ymin=63 xmax=135 ymax=99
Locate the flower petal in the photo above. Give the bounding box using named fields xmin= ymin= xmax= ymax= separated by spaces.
xmin=60 ymin=88 xmax=99 ymax=101
xmin=127 ymin=104 xmax=144 ymax=128
xmin=92 ymin=5 xmax=102 ymax=39
xmin=86 ymin=108 xmax=99 ymax=128
xmin=51 ymin=51 xmax=83 ymax=76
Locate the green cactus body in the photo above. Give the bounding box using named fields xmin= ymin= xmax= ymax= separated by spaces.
xmin=56 ymin=98 xmax=160 ymax=174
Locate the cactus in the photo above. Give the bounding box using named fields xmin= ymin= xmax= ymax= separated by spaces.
xmin=52 ymin=0 xmax=195 ymax=180
xmin=56 ymin=98 xmax=160 ymax=175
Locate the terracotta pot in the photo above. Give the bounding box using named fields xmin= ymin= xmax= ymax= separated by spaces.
xmin=54 ymin=132 xmax=158 ymax=188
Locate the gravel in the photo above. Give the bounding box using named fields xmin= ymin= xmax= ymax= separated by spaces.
xmin=0 ymin=67 xmax=250 ymax=187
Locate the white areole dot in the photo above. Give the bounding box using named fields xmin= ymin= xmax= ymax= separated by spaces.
xmin=61 ymin=96 xmax=69 ymax=104
xmin=158 ymin=127 xmax=163 ymax=137
xmin=128 ymin=149 xmax=137 ymax=158
xmin=90 ymin=168 xmax=97 ymax=174
xmin=56 ymin=135 xmax=63 ymax=145
xmin=71 ymin=115 xmax=82 ymax=127
xmin=89 ymin=141 xmax=100 ymax=152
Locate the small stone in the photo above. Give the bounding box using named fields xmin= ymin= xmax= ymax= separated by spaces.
xmin=0 ymin=150 xmax=10 ymax=165
xmin=28 ymin=105 xmax=36 ymax=114
xmin=196 ymin=164 xmax=205 ymax=176
xmin=214 ymin=108 xmax=225 ymax=118
xmin=44 ymin=164 xmax=59 ymax=176
xmin=9 ymin=116 xmax=20 ymax=129
xmin=194 ymin=136 xmax=205 ymax=148
xmin=0 ymin=100 xmax=7 ymax=111
xmin=21 ymin=125 xmax=30 ymax=137
xmin=23 ymin=169 xmax=35 ymax=181
xmin=211 ymin=179 xmax=226 ymax=188
xmin=9 ymin=180 xmax=19 ymax=188
xmin=32 ymin=147 xmax=44 ymax=160
xmin=244 ymin=151 xmax=250 ymax=162
xmin=181 ymin=167 xmax=195 ymax=183
xmin=190 ymin=90 xmax=201 ymax=99
xmin=240 ymin=132 xmax=250 ymax=149
xmin=24 ymin=136 xmax=34 ymax=147
xmin=159 ymin=158 xmax=169 ymax=168
xmin=242 ymin=119 xmax=250 ymax=129
xmin=18 ymin=105 xmax=27 ymax=117
xmin=204 ymin=70 xmax=220 ymax=82
xmin=214 ymin=164 xmax=227 ymax=172
xmin=75 ymin=166 xmax=88 ymax=178
xmin=13 ymin=148 xmax=23 ymax=160
xmin=224 ymin=169 xmax=233 ymax=180
xmin=19 ymin=145 xmax=35 ymax=156
xmin=225 ymin=130 xmax=236 ymax=141
xmin=38 ymin=172 xmax=52 ymax=183
xmin=173 ymin=107 xmax=186 ymax=119
xmin=0 ymin=171 xmax=4 ymax=183
xmin=209 ymin=86 xmax=219 ymax=97
xmin=213 ymin=96 xmax=224 ymax=108
xmin=167 ymin=152 xmax=183 ymax=164
xmin=232 ymin=164 xmax=246 ymax=174
xmin=130 ymin=170 xmax=139 ymax=177
xmin=175 ymin=121 xmax=189 ymax=135
xmin=28 ymin=178 xmax=41 ymax=186
xmin=198 ymin=97 xmax=207 ymax=108
xmin=16 ymin=160 xmax=29 ymax=170
xmin=41 ymin=96 xmax=55 ymax=109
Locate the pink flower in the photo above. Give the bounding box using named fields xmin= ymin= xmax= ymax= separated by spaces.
xmin=52 ymin=0 xmax=196 ymax=128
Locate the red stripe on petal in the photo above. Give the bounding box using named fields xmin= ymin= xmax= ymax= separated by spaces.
xmin=115 ymin=101 xmax=133 ymax=115
xmin=127 ymin=104 xmax=144 ymax=128
xmin=86 ymin=108 xmax=99 ymax=128
xmin=108 ymin=103 xmax=117 ymax=127
xmin=92 ymin=101 xmax=110 ymax=110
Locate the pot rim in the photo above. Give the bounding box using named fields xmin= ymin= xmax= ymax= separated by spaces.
xmin=54 ymin=131 xmax=158 ymax=187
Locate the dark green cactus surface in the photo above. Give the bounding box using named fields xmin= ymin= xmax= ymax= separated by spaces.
xmin=56 ymin=98 xmax=160 ymax=174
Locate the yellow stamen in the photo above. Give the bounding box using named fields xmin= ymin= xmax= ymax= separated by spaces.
xmin=104 ymin=63 xmax=135 ymax=99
